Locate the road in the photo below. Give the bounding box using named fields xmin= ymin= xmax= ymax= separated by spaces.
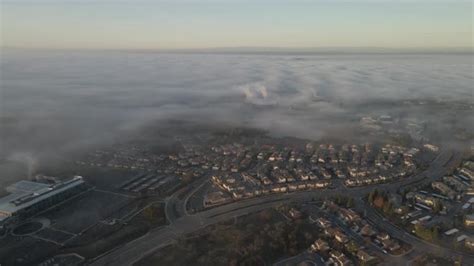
xmin=90 ymin=149 xmax=470 ymax=266
xmin=357 ymin=198 xmax=474 ymax=265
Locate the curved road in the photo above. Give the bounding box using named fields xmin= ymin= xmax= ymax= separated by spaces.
xmin=90 ymin=149 xmax=471 ymax=266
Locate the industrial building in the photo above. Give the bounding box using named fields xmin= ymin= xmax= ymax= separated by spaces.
xmin=0 ymin=176 xmax=86 ymax=226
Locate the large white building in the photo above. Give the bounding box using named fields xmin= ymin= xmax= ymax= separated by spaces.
xmin=0 ymin=176 xmax=86 ymax=226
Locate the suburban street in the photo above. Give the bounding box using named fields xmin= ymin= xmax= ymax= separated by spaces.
xmin=90 ymin=149 xmax=472 ymax=266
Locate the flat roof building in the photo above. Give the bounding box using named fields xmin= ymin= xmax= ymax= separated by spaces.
xmin=0 ymin=176 xmax=86 ymax=225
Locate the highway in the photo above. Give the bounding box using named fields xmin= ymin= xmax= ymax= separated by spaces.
xmin=90 ymin=149 xmax=471 ymax=266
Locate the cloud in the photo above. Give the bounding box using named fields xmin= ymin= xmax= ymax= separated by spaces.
xmin=0 ymin=50 xmax=472 ymax=173
xmin=238 ymin=82 xmax=277 ymax=106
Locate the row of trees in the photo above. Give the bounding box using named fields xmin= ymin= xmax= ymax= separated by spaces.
xmin=333 ymin=195 xmax=355 ymax=208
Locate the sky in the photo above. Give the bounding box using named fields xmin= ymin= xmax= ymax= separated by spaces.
xmin=1 ymin=0 xmax=472 ymax=50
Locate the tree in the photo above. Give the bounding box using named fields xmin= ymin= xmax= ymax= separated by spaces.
xmin=143 ymin=205 xmax=157 ymax=222
xmin=181 ymin=174 xmax=193 ymax=184
xmin=373 ymin=196 xmax=385 ymax=209
xmin=347 ymin=198 xmax=354 ymax=208
xmin=258 ymin=209 xmax=273 ymax=223
xmin=382 ymin=193 xmax=389 ymax=203
xmin=433 ymin=201 xmax=443 ymax=214
xmin=368 ymin=189 xmax=379 ymax=204
xmin=383 ymin=201 xmax=393 ymax=215
xmin=346 ymin=240 xmax=358 ymax=254
xmin=414 ymin=224 xmax=437 ymax=242
xmin=432 ymin=226 xmax=439 ymax=242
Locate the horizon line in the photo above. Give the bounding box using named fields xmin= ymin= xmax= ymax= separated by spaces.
xmin=2 ymin=46 xmax=473 ymax=54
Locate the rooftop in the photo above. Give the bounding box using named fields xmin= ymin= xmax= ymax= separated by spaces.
xmin=0 ymin=177 xmax=85 ymax=216
xmin=6 ymin=180 xmax=50 ymax=194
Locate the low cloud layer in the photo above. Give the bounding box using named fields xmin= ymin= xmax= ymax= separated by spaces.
xmin=0 ymin=50 xmax=473 ymax=175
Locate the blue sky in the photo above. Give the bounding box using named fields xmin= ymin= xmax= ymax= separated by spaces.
xmin=1 ymin=0 xmax=472 ymax=49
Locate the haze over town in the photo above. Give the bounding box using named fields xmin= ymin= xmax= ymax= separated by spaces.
xmin=0 ymin=1 xmax=473 ymax=266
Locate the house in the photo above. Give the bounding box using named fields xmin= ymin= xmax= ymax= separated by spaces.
xmin=376 ymin=232 xmax=390 ymax=241
xmin=345 ymin=179 xmax=357 ymax=187
xmin=464 ymin=214 xmax=474 ymax=227
xmin=315 ymin=180 xmax=330 ymax=188
xmin=360 ymin=224 xmax=377 ymax=237
xmin=414 ymin=193 xmax=437 ymax=208
xmin=288 ymin=184 xmax=298 ymax=191
xmin=467 ymin=188 xmax=474 ymax=196
xmin=276 ymin=175 xmax=286 ymax=183
xmin=310 ymin=239 xmax=330 ymax=252
xmin=382 ymin=239 xmax=401 ymax=252
xmin=339 ymin=208 xmax=360 ymax=223
xmin=423 ymin=144 xmax=438 ymax=152
xmin=334 ymin=230 xmax=349 ymax=243
xmin=431 ymin=181 xmax=456 ymax=200
xmin=261 ymin=176 xmax=273 ymax=185
xmin=324 ymin=227 xmax=337 ymax=237
xmin=316 ymin=218 xmax=332 ymax=229
xmin=459 ymin=168 xmax=474 ymax=180
xmin=329 ymin=251 xmax=352 ymax=266
xmin=289 ymin=208 xmax=303 ymax=219
xmin=465 ymin=237 xmax=474 ymax=250
xmin=357 ymin=250 xmax=375 ymax=263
